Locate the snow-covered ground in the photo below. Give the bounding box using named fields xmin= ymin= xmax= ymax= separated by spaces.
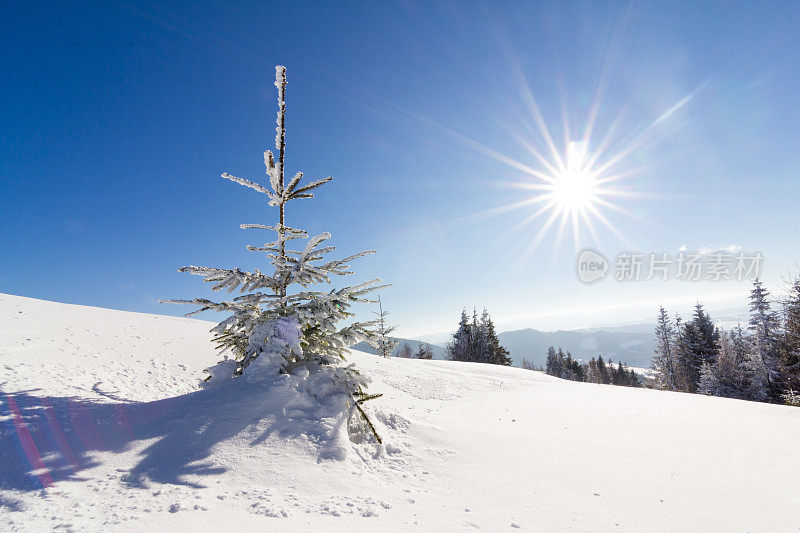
xmin=1 ymin=293 xmax=798 ymax=532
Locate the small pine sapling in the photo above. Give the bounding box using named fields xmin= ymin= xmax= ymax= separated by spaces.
xmin=163 ymin=66 xmax=387 ymax=443
xmin=373 ymin=295 xmax=398 ymax=357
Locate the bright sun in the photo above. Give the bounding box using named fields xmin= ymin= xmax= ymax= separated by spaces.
xmin=484 ymin=136 xmax=634 ymax=265
xmin=550 ymin=141 xmax=599 ymax=211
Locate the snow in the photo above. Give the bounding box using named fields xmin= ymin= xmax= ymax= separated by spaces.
xmin=1 ymin=292 xmax=799 ymax=531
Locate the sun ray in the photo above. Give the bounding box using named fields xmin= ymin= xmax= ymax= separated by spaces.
xmin=490 ymin=16 xmax=566 ymax=172
xmin=449 ymin=195 xmax=550 ymax=229
xmin=510 ymin=200 xmax=557 ymax=233
xmin=515 ymin=208 xmax=563 ymax=266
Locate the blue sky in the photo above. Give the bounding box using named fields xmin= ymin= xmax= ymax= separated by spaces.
xmin=2 ymin=1 xmax=799 ymax=337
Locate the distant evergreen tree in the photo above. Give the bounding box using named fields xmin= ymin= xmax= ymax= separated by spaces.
xmin=611 ymin=361 xmax=635 ymax=386
xmin=474 ymin=309 xmax=490 ymax=364
xmin=374 ymin=296 xmax=398 ymax=358
xmin=779 ymin=274 xmax=800 ymax=390
xmin=673 ymin=316 xmax=700 ymax=392
xmin=482 ymin=311 xmax=512 ymax=366
xmin=556 ymin=348 xmax=568 ymax=378
xmin=414 ymin=343 xmax=434 ymax=359
xmin=690 ymin=303 xmax=720 ymax=368
xmin=673 ymin=304 xmax=721 ymax=393
xmin=748 ymin=279 xmax=780 ymax=399
xmin=448 ymin=309 xmax=472 ymax=362
xmin=546 ymin=346 xmax=558 ymax=375
xmin=397 ymin=342 xmax=413 ymax=358
xmin=596 ymin=355 xmax=610 ymax=384
xmin=698 ymin=360 xmax=720 ymax=396
xmin=572 ymin=356 xmax=586 ymax=382
xmin=609 ymin=359 xmax=620 ymax=385
xmin=742 ymin=340 xmax=770 ymax=402
xmin=562 ymin=351 xmax=574 ymax=380
xmin=587 ymin=357 xmax=600 ymax=383
xmin=716 ymin=328 xmax=749 ymax=399
xmin=652 ymin=307 xmax=678 ymax=390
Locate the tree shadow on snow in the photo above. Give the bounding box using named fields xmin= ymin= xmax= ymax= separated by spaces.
xmin=0 ymin=381 xmax=345 ymax=492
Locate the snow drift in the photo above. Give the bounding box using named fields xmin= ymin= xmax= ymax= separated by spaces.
xmin=1 ymin=293 xmax=798 ymax=531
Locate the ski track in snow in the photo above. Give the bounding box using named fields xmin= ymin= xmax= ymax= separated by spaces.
xmin=1 ymin=292 xmax=799 ymax=532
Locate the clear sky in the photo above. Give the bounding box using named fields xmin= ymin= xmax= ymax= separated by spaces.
xmin=2 ymin=1 xmax=799 ymax=338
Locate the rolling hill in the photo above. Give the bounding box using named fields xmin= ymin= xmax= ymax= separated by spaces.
xmin=1 ymin=293 xmax=798 ymax=531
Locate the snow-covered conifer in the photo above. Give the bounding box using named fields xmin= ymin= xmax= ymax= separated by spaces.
xmin=545 ymin=346 xmax=558 ymax=375
xmin=163 ymin=66 xmax=388 ymax=442
xmin=482 ymin=310 xmax=512 ymax=366
xmin=716 ymin=327 xmax=749 ymax=399
xmin=414 ymin=343 xmax=434 ymax=359
xmin=779 ymin=274 xmax=800 ymax=390
xmin=398 ymin=343 xmax=413 ymax=358
xmin=698 ymin=360 xmax=720 ymax=396
xmin=690 ymin=304 xmax=720 ymax=368
xmin=652 ymin=307 xmax=677 ymax=390
xmin=585 ymin=357 xmax=598 ymax=383
xmin=742 ymin=341 xmax=770 ymax=402
xmin=673 ymin=315 xmax=700 ymax=392
xmin=747 ymin=278 xmax=780 ymax=398
xmin=373 ymin=296 xmax=398 ymax=358
xmin=447 ymin=310 xmax=472 ymax=362
xmin=596 ymin=355 xmax=610 ymax=384
xmin=673 ymin=304 xmax=720 ymax=393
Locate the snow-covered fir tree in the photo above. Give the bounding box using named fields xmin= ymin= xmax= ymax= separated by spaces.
xmin=673 ymin=315 xmax=699 ymax=392
xmin=742 ymin=340 xmax=770 ymax=402
xmin=163 ymin=66 xmax=388 ymax=442
xmin=698 ymin=360 xmax=720 ymax=396
xmin=482 ymin=310 xmax=512 ymax=366
xmin=652 ymin=306 xmax=677 ymax=390
xmin=779 ymin=273 xmax=800 ymax=391
xmin=673 ymin=305 xmax=719 ymax=393
xmin=596 ymin=355 xmax=610 ymax=384
xmin=448 ymin=310 xmax=472 ymax=362
xmin=690 ymin=303 xmax=720 ymax=368
xmin=373 ymin=295 xmax=398 ymax=358
xmin=586 ymin=357 xmax=600 ymax=383
xmin=747 ymin=278 xmax=780 ymax=398
xmin=398 ymin=343 xmax=413 ymax=358
xmin=414 ymin=343 xmax=434 ymax=359
xmin=545 ymin=346 xmax=559 ymax=376
xmin=716 ymin=327 xmax=749 ymax=399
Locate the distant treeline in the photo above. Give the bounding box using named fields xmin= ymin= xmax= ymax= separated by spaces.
xmin=523 ymin=347 xmax=639 ymax=387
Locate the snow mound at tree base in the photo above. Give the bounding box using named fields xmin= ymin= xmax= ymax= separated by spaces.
xmin=2 ymin=292 xmax=800 ymax=532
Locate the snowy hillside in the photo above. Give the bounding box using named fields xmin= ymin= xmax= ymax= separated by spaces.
xmin=1 ymin=293 xmax=799 ymax=531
